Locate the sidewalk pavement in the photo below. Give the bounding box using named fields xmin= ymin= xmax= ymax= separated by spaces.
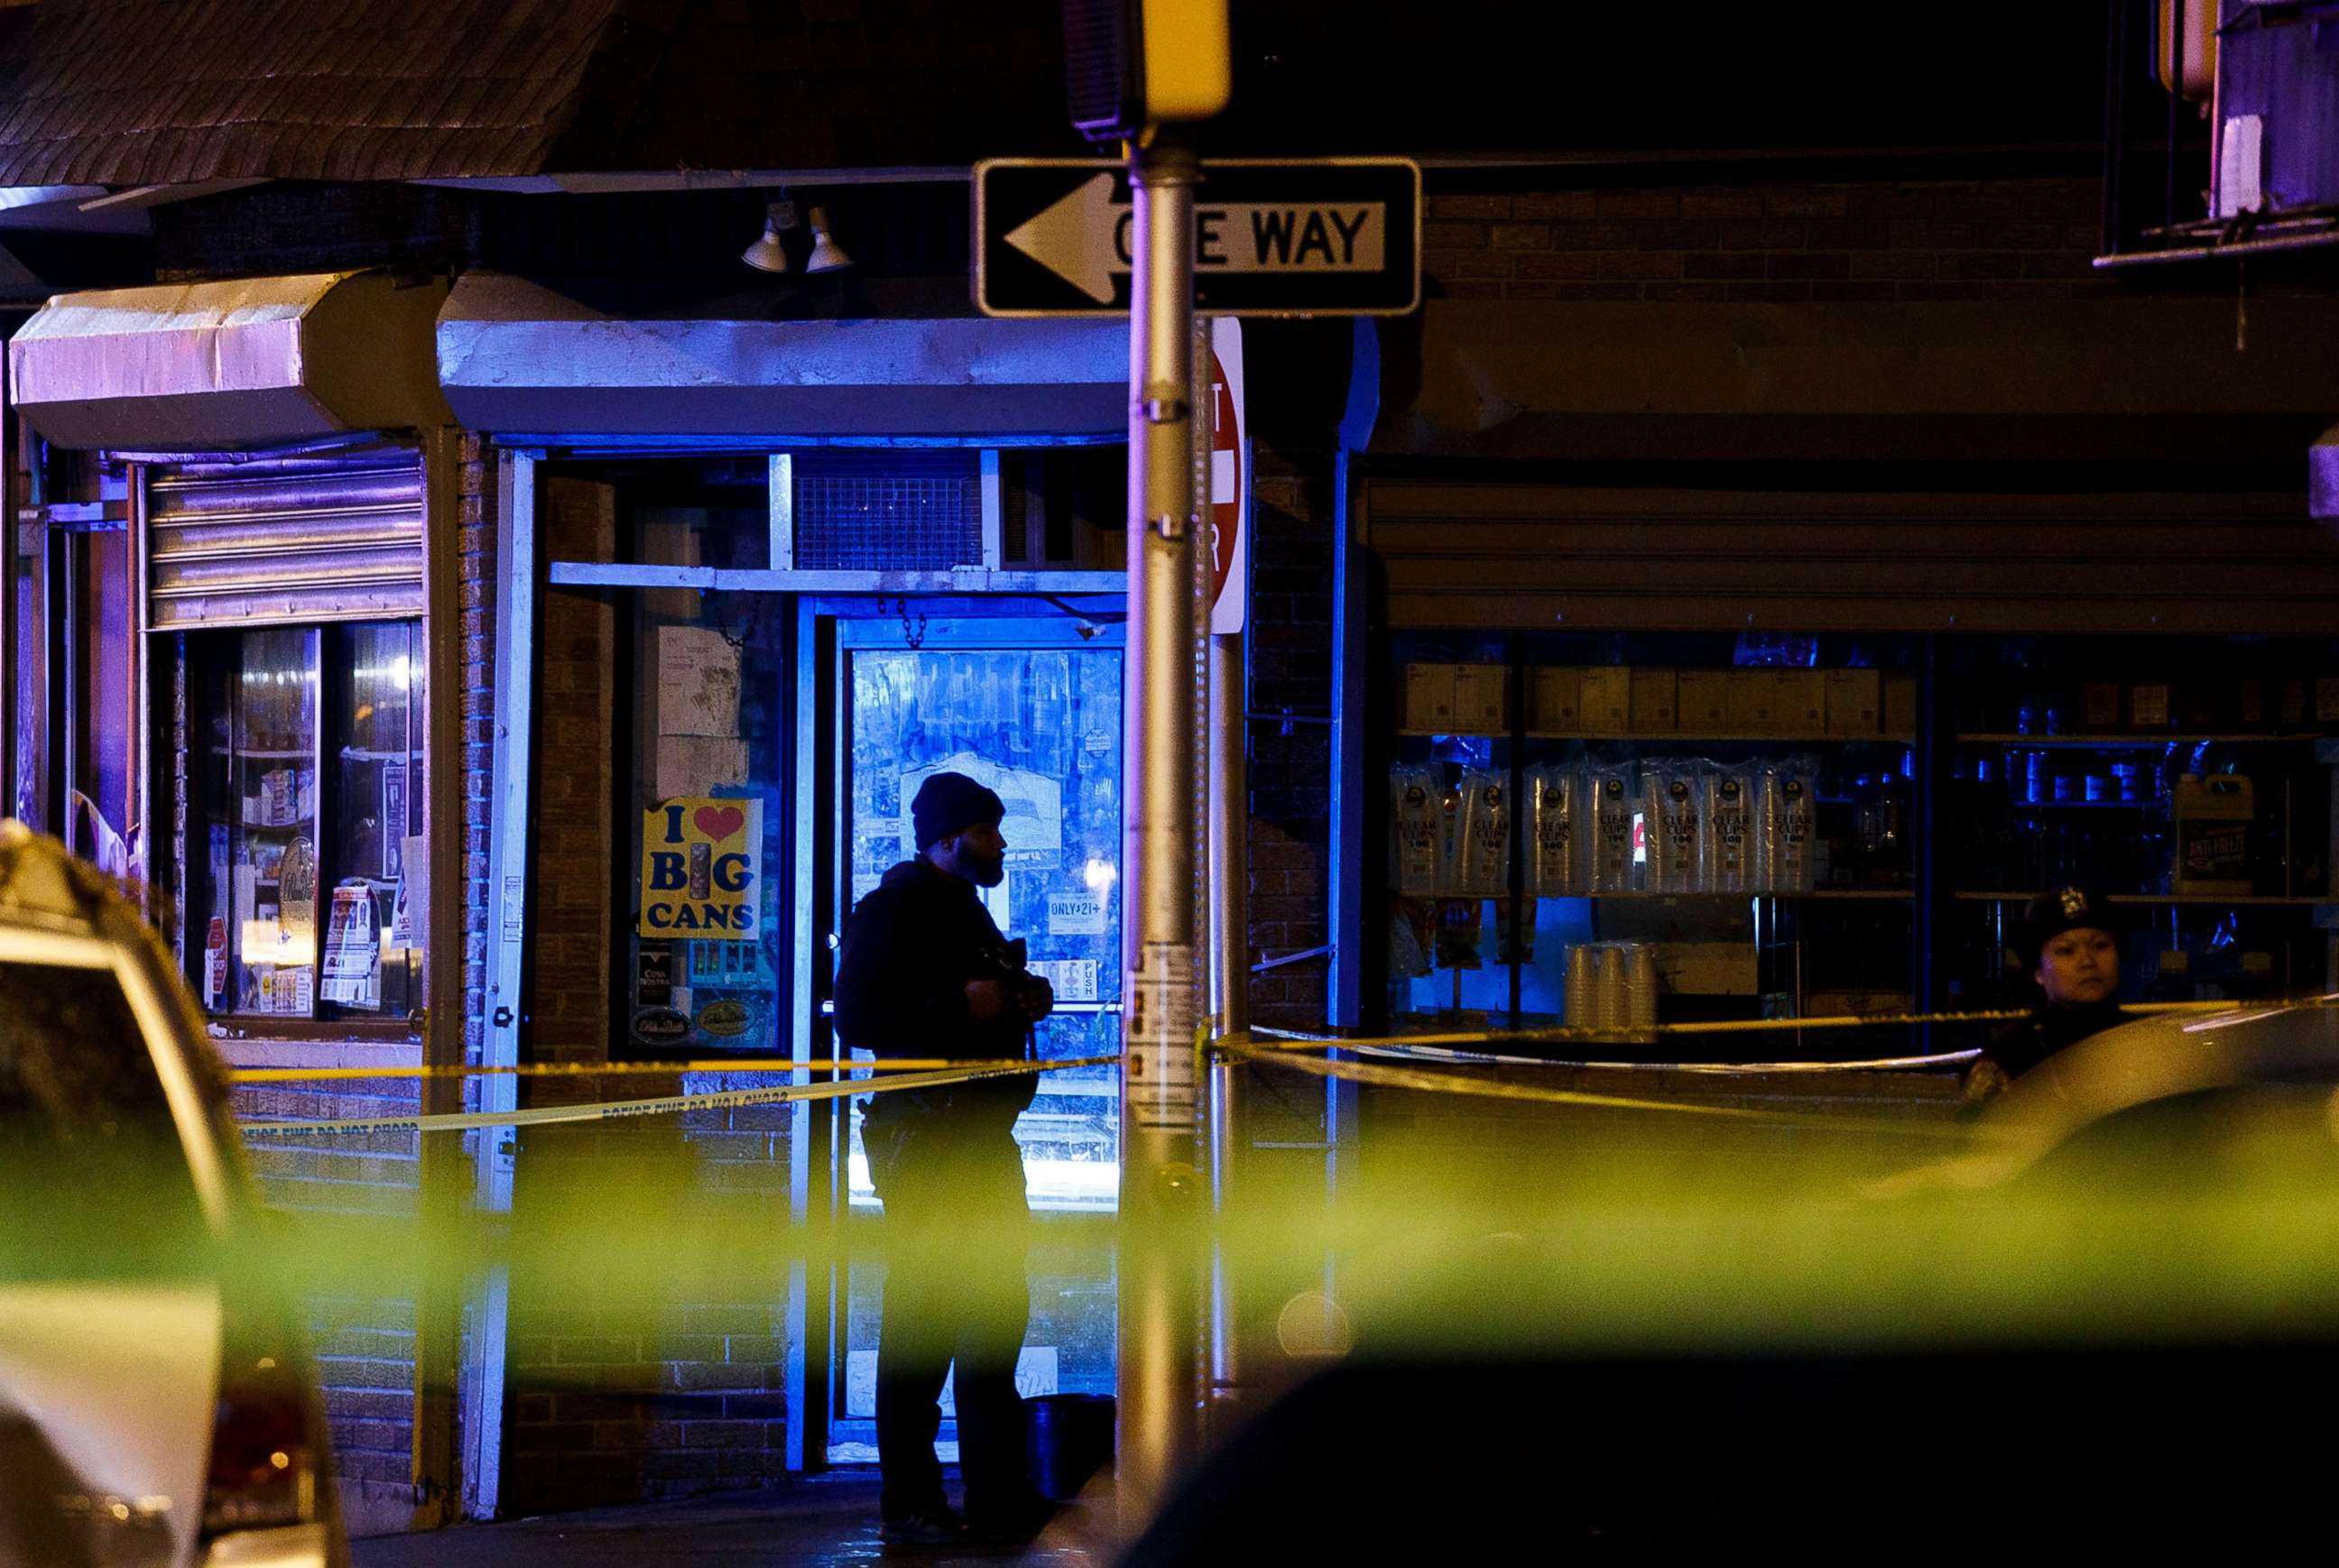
xmin=352 ymin=1475 xmax=1114 ymax=1568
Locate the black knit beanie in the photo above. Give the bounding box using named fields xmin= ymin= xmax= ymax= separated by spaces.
xmin=2018 ymin=884 xmax=2121 ymax=970
xmin=911 ymin=770 xmax=1006 ymax=852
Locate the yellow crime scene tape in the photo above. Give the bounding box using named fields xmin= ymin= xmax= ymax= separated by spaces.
xmin=230 ymin=999 xmax=2300 ymax=1140
xmin=229 ymin=1056 xmax=1056 ymax=1084
xmin=1233 ymin=998 xmax=2244 ymax=1058
xmin=235 ymin=1055 xmax=1119 ymax=1141
xmin=1212 ymin=1040 xmax=1982 ymax=1139
xmin=1346 ymin=1039 xmax=1986 ymax=1073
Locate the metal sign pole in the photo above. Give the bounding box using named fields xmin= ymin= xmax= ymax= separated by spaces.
xmin=1206 ymin=620 xmax=1247 ymax=1411
xmin=1116 ymin=130 xmax=1205 ymax=1527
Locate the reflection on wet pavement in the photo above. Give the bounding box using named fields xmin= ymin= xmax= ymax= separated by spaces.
xmin=351 ymin=1473 xmax=1112 ymax=1568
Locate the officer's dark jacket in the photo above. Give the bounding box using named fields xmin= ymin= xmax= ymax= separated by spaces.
xmin=833 ymin=857 xmax=1038 ymax=1136
xmin=1960 ymin=1000 xmax=2129 ymax=1111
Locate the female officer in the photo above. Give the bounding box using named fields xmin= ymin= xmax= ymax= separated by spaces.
xmin=1961 ymin=884 xmax=2129 ymax=1110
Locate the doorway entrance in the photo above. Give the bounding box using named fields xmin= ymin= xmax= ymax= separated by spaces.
xmin=806 ymin=606 xmax=1124 ymax=1464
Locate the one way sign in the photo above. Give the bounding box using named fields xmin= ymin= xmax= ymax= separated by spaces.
xmin=975 ymin=157 xmax=1420 ymax=318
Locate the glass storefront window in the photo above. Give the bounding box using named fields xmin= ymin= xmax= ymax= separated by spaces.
xmin=621 ymin=590 xmax=787 ymax=1057
xmin=840 ymin=643 xmax=1125 ymax=1213
xmin=184 ymin=622 xmax=426 ymax=1021
xmin=1380 ymin=630 xmax=1920 ymax=1046
xmin=1376 ymin=628 xmax=2339 ymax=1047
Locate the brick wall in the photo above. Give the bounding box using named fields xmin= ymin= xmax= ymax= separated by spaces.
xmin=1418 ymin=175 xmax=2112 ymax=304
xmin=1244 ymin=453 xmax=1336 ymax=1031
xmin=528 ymin=476 xmax=617 ymax=1066
xmin=228 ymin=1063 xmax=423 ymax=1535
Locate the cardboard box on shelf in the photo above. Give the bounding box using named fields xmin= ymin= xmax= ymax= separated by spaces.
xmin=1823 ymin=669 xmax=1881 ymax=735
xmin=1629 ymin=668 xmax=1678 ymax=733
xmin=2081 ymin=682 xmax=2122 ymax=732
xmin=1724 ymin=671 xmax=1779 ymax=734
xmin=1772 ymin=670 xmax=1826 ymax=737
xmin=1530 ymin=667 xmax=1583 ymax=733
xmin=1677 ymin=670 xmax=1731 ymax=731
xmin=1452 ymin=663 xmax=1508 ymax=732
xmin=1403 ymin=663 xmax=1457 ymax=732
xmin=1579 ymin=667 xmax=1632 ymax=733
xmin=1653 ymin=942 xmax=1759 ymax=997
xmin=1881 ymin=671 xmax=1917 ymax=737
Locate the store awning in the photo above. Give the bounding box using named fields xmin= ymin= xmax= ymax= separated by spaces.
xmin=435 ymin=272 xmax=1129 ymax=438
xmin=6 ymin=270 xmax=452 ymax=450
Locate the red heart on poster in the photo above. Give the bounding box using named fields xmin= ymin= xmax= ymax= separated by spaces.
xmin=694 ymin=805 xmax=745 ymax=843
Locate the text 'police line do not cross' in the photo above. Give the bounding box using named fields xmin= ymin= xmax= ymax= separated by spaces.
xmin=974 ymin=157 xmax=1421 ymax=318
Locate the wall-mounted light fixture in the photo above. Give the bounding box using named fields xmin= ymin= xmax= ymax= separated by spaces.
xmin=742 ymin=195 xmax=800 ymax=273
xmin=803 ymin=206 xmax=853 ymax=273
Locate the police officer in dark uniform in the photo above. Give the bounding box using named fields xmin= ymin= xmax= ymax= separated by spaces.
xmin=1962 ymin=884 xmax=2129 ymax=1110
xmin=833 ymin=771 xmax=1057 ymax=1548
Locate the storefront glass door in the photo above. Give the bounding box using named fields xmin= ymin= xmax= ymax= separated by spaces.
xmin=823 ymin=612 xmax=1123 ymax=1462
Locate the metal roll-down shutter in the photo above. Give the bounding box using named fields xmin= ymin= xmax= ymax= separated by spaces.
xmin=141 ymin=438 xmax=426 ymax=629
xmin=1365 ymin=481 xmax=2339 ymax=636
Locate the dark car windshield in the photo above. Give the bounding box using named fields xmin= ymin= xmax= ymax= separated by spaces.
xmin=0 ymin=958 xmax=210 ymax=1278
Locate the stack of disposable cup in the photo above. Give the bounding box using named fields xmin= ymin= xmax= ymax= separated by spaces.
xmin=1623 ymin=942 xmax=1659 ymax=1045
xmin=1592 ymin=944 xmax=1626 ymax=1035
xmin=1563 ymin=943 xmax=1595 ymax=1029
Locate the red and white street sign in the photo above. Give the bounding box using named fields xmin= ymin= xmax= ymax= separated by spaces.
xmin=1206 ymin=317 xmax=1247 ymax=634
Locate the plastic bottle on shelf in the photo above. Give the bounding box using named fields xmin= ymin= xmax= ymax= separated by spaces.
xmin=1878 ymin=769 xmax=1909 ymax=886
xmin=2172 ymin=772 xmax=2254 ymax=896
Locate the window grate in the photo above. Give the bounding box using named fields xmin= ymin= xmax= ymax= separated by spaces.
xmin=793 ymin=472 xmax=982 ymax=571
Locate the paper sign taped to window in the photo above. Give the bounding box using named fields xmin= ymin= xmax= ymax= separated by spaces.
xmin=654 ymin=734 xmax=748 ymax=801
xmin=320 ymin=884 xmax=380 ymax=1006
xmin=1047 ymin=892 xmax=1108 ymax=936
xmin=657 ymin=625 xmax=743 ymax=738
xmin=1028 ymin=958 xmax=1099 ymax=1003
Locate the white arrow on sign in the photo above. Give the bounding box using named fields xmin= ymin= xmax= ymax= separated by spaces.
xmin=1003 ymin=172 xmax=1390 ymax=304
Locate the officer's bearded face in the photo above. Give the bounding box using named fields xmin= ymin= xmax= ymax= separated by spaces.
xmin=941 ymin=822 xmax=1008 ymax=887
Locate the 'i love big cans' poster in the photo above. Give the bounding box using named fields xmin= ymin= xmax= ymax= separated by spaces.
xmin=640 ymin=798 xmax=763 ymax=940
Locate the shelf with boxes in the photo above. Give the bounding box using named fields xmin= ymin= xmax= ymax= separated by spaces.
xmin=1385 ymin=640 xmax=1926 ymax=1041
xmin=1936 ymin=635 xmax=2339 ymax=1008
xmin=1958 ymin=733 xmax=2325 ymax=747
xmin=1954 ymin=891 xmax=2322 ymax=906
xmin=1958 ymin=673 xmax=2339 ymax=741
xmin=1945 ymin=740 xmax=2321 ymax=899
xmin=1400 ymin=658 xmax=1916 ymax=740
xmin=1530 ymin=663 xmax=1916 ymax=742
xmin=1580 ymin=889 xmax=1914 ymax=900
